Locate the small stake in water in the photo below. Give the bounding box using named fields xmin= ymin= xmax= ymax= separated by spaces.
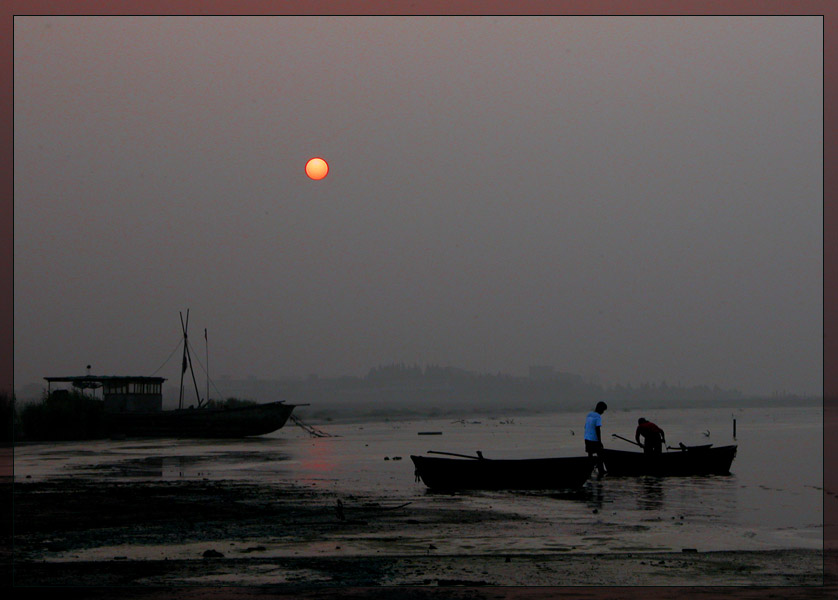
xmin=732 ymin=415 xmax=737 ymax=440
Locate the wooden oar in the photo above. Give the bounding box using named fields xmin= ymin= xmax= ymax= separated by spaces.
xmin=427 ymin=450 xmax=484 ymax=460
xmin=611 ymin=433 xmax=641 ymax=447
xmin=613 ymin=433 xmax=671 ymax=452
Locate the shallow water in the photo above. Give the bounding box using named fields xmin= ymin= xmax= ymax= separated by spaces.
xmin=13 ymin=404 xmax=824 ymax=554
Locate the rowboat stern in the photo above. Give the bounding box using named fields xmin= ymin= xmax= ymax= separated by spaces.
xmin=601 ymin=444 xmax=738 ymax=477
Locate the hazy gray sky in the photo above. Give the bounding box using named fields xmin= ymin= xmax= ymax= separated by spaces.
xmin=14 ymin=16 xmax=822 ymax=396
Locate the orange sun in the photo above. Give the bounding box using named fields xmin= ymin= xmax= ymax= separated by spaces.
xmin=305 ymin=157 xmax=329 ymax=180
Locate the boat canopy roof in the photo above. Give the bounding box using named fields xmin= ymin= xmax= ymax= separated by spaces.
xmin=45 ymin=375 xmax=166 ymax=389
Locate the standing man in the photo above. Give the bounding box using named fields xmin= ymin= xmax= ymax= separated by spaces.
xmin=635 ymin=418 xmax=666 ymax=454
xmin=584 ymin=401 xmax=608 ymax=478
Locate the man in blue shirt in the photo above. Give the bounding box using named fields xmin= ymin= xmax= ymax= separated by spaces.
xmin=584 ymin=401 xmax=608 ymax=478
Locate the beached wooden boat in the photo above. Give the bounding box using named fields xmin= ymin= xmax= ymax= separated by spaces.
xmin=44 ymin=376 xmax=298 ymax=439
xmin=104 ymin=400 xmax=296 ymax=438
xmin=43 ymin=310 xmax=299 ymax=439
xmin=411 ymin=452 xmax=596 ymax=490
xmin=600 ymin=444 xmax=737 ymax=476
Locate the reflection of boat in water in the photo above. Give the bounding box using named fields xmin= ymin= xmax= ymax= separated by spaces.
xmin=637 ymin=477 xmax=665 ymax=510
xmin=601 ymin=444 xmax=737 ymax=477
xmin=411 ymin=451 xmax=596 ymax=490
xmin=44 ymin=311 xmax=298 ymax=439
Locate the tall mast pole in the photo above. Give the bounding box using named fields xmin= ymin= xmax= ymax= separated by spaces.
xmin=205 ymin=328 xmax=209 ymax=405
xmin=178 ymin=311 xmax=187 ymax=410
xmin=184 ymin=310 xmax=202 ymax=408
xmin=185 ymin=336 xmax=202 ymax=408
xmin=179 ymin=309 xmax=206 ymax=409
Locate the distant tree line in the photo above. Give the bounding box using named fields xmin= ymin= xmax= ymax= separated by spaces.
xmin=362 ymin=363 xmax=744 ymax=402
xmin=600 ymin=381 xmax=744 ymax=405
xmin=263 ymin=363 xmax=752 ymax=417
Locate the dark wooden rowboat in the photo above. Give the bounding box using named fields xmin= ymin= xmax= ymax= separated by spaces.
xmin=600 ymin=444 xmax=737 ymax=477
xmin=411 ymin=453 xmax=596 ymax=490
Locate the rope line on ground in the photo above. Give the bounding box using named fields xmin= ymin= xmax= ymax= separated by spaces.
xmin=290 ymin=414 xmax=338 ymax=438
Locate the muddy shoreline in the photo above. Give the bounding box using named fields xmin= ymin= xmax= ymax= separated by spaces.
xmin=11 ymin=549 xmax=829 ymax=588
xmin=8 ymin=478 xmax=830 ymax=590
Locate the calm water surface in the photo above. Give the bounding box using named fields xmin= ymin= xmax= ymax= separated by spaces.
xmin=14 ymin=405 xmax=823 ymax=554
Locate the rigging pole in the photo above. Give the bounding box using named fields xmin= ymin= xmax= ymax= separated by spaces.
xmin=179 ymin=309 xmax=204 ymax=409
xmin=179 ymin=311 xmax=187 ymax=410
xmin=205 ymin=328 xmax=210 ymax=405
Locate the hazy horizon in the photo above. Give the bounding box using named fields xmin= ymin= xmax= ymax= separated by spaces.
xmin=14 ymin=16 xmax=823 ymax=397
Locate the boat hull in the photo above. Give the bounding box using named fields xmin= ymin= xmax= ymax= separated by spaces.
xmin=600 ymin=445 xmax=737 ymax=477
xmin=410 ymin=455 xmax=596 ymax=491
xmin=105 ymin=401 xmax=297 ymax=438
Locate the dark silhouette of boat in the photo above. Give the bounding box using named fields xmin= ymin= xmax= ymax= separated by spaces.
xmin=43 ymin=310 xmax=299 ymax=439
xmin=106 ymin=398 xmax=296 ymax=438
xmin=43 ymin=375 xmax=297 ymax=439
xmin=411 ymin=451 xmax=596 ymax=490
xmin=600 ymin=444 xmax=737 ymax=476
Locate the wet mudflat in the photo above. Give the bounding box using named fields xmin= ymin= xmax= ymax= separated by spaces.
xmin=11 ymin=477 xmax=825 ymax=588
xmin=9 ymin=406 xmax=830 ymax=589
